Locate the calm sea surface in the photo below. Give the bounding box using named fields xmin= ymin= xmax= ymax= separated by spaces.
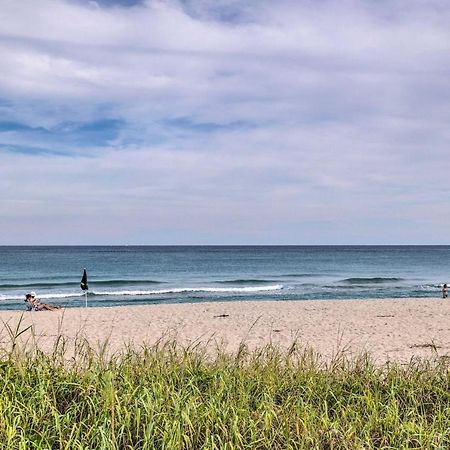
xmin=0 ymin=246 xmax=448 ymax=310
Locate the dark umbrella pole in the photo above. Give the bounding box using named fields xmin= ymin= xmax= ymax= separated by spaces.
xmin=80 ymin=268 xmax=88 ymax=307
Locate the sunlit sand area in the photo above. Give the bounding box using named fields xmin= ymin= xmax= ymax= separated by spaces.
xmin=1 ymin=299 xmax=450 ymax=448
xmin=2 ymin=298 xmax=449 ymax=363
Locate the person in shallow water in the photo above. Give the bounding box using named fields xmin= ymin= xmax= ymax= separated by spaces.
xmin=24 ymin=292 xmax=61 ymax=311
xmin=442 ymin=284 xmax=448 ymax=299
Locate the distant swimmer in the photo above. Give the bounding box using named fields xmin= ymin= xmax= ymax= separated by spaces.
xmin=442 ymin=284 xmax=448 ymax=299
xmin=25 ymin=292 xmax=61 ymax=311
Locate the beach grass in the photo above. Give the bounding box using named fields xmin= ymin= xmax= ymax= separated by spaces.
xmin=0 ymin=325 xmax=449 ymax=449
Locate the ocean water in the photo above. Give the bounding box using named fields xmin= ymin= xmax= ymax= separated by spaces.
xmin=0 ymin=246 xmax=449 ymax=310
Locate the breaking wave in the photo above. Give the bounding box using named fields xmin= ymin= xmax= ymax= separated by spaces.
xmin=0 ymin=285 xmax=284 ymax=301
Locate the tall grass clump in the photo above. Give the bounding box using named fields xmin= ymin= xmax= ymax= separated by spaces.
xmin=0 ymin=329 xmax=449 ymax=449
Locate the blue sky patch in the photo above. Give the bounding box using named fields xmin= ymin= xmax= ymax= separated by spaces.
xmin=161 ymin=117 xmax=253 ymax=133
xmin=0 ymin=119 xmax=124 ymax=155
xmin=0 ymin=121 xmax=31 ymax=132
xmin=0 ymin=143 xmax=69 ymax=156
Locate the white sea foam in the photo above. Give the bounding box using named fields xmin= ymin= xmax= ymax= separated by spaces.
xmin=39 ymin=292 xmax=85 ymax=299
xmin=0 ymin=292 xmax=85 ymax=301
xmin=96 ymin=285 xmax=283 ymax=296
xmin=0 ymin=285 xmax=284 ymax=301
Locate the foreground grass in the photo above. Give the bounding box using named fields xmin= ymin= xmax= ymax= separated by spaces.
xmin=0 ymin=334 xmax=449 ymax=449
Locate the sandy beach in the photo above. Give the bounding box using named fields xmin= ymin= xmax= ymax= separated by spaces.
xmin=0 ymin=298 xmax=449 ymax=364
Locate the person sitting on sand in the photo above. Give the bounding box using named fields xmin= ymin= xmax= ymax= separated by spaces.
xmin=26 ymin=292 xmax=61 ymax=311
xmin=24 ymin=293 xmax=35 ymax=311
xmin=442 ymin=284 xmax=448 ymax=299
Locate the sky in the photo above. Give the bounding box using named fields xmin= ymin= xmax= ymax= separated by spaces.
xmin=0 ymin=0 xmax=449 ymax=245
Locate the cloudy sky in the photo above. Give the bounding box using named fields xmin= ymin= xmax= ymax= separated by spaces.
xmin=1 ymin=0 xmax=449 ymax=244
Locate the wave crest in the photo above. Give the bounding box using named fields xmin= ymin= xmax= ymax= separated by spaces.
xmin=340 ymin=277 xmax=404 ymax=284
xmin=215 ymin=279 xmax=277 ymax=285
xmin=0 ymin=285 xmax=284 ymax=301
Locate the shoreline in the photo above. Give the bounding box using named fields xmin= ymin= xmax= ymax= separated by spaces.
xmin=0 ymin=298 xmax=449 ymax=363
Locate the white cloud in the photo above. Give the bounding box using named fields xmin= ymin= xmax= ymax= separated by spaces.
xmin=0 ymin=0 xmax=449 ymax=243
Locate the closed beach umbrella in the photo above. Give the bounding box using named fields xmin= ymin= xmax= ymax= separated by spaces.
xmin=81 ymin=268 xmax=88 ymax=307
xmin=80 ymin=268 xmax=88 ymax=291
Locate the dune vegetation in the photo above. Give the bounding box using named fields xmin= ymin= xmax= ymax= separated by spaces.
xmin=0 ymin=320 xmax=449 ymax=449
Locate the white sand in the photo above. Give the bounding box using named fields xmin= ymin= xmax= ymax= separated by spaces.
xmin=0 ymin=298 xmax=449 ymax=363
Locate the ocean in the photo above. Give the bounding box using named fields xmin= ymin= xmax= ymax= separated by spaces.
xmin=0 ymin=246 xmax=448 ymax=310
